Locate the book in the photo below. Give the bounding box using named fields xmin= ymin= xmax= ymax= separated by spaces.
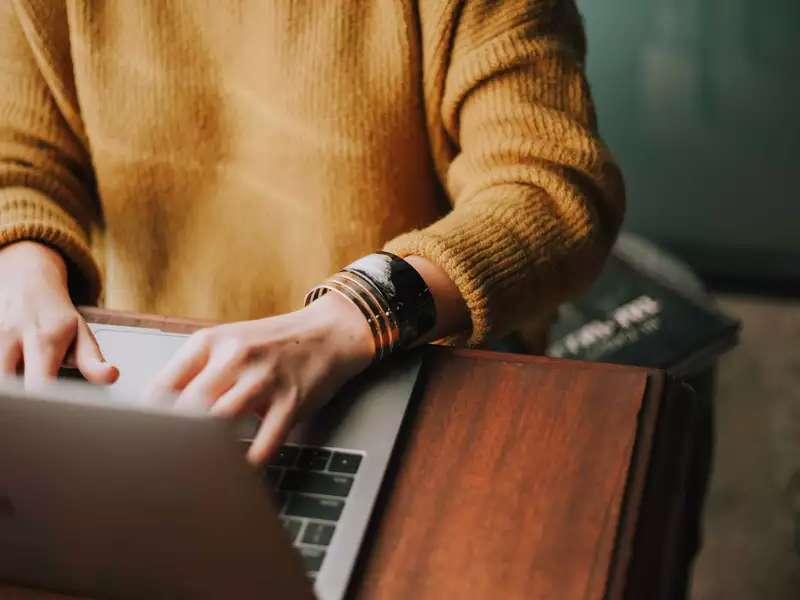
xmin=547 ymin=254 xmax=741 ymax=376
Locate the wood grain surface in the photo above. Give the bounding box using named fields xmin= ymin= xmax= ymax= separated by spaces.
xmin=351 ymin=347 xmax=654 ymax=600
xmin=2 ymin=309 xmax=682 ymax=599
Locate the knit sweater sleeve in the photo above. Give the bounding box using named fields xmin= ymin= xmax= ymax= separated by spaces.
xmin=385 ymin=0 xmax=625 ymax=345
xmin=0 ymin=1 xmax=101 ymax=303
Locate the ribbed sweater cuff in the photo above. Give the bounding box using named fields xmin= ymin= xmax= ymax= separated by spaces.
xmin=385 ymin=200 xmax=533 ymax=347
xmin=0 ymin=188 xmax=101 ymax=303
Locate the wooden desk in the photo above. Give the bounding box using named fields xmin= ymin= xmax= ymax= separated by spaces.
xmin=2 ymin=308 xmax=701 ymax=599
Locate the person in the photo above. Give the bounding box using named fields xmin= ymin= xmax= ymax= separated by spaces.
xmin=0 ymin=1 xmax=624 ymax=464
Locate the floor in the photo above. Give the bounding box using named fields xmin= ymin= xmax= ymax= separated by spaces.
xmin=690 ymin=295 xmax=800 ymax=599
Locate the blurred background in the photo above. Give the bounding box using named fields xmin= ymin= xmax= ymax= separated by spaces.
xmin=579 ymin=0 xmax=799 ymax=287
xmin=576 ymin=0 xmax=800 ymax=597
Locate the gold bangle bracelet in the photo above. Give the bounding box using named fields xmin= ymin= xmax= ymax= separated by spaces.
xmin=333 ymin=271 xmax=400 ymax=352
xmin=306 ymin=253 xmax=436 ymax=362
xmin=329 ymin=272 xmax=397 ymax=351
xmin=305 ymin=261 xmax=413 ymax=361
xmin=324 ymin=278 xmax=389 ymax=362
xmin=304 ymin=276 xmax=393 ymax=361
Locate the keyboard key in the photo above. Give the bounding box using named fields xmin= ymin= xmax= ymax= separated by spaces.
xmin=280 ymin=517 xmax=303 ymax=543
xmin=329 ymin=452 xmax=362 ymax=474
xmin=280 ymin=470 xmax=353 ymax=497
xmin=270 ymin=445 xmax=300 ymax=467
xmin=302 ymin=522 xmax=336 ymax=546
xmin=296 ymin=447 xmax=331 ymax=471
xmin=265 ymin=467 xmax=283 ymax=487
xmin=275 ymin=492 xmax=289 ymax=511
xmin=285 ymin=494 xmax=344 ymax=521
xmin=299 ymin=546 xmax=326 ymax=573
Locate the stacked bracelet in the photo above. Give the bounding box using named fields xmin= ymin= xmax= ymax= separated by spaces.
xmin=304 ymin=252 xmax=436 ymax=362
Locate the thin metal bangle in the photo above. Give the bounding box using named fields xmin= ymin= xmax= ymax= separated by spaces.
xmin=304 ymin=279 xmax=390 ymax=362
xmin=330 ymin=271 xmax=397 ymax=349
xmin=326 ymin=274 xmax=394 ymax=358
xmin=324 ymin=279 xmax=388 ymax=362
xmin=334 ymin=271 xmax=400 ymax=352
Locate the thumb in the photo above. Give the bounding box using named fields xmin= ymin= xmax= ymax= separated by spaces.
xmin=75 ymin=319 xmax=119 ymax=385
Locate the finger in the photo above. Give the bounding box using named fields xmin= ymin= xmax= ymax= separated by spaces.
xmin=74 ymin=319 xmax=119 ymax=385
xmin=174 ymin=355 xmax=239 ymax=412
xmin=209 ymin=368 xmax=270 ymax=418
xmin=247 ymin=394 xmax=296 ymax=465
xmin=22 ymin=331 xmax=70 ymax=390
xmin=0 ymin=336 xmax=22 ymax=377
xmin=61 ymin=350 xmax=77 ymax=369
xmin=145 ymin=332 xmax=211 ymax=400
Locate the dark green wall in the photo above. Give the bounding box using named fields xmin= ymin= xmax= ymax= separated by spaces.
xmin=578 ymin=0 xmax=800 ymax=282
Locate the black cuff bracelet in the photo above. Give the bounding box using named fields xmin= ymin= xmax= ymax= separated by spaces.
xmin=343 ymin=252 xmax=436 ymax=350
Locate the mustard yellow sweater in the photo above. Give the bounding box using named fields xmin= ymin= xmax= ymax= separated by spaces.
xmin=0 ymin=0 xmax=624 ymax=345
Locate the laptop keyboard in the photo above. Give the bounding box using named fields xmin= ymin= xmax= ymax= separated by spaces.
xmin=242 ymin=442 xmax=363 ymax=578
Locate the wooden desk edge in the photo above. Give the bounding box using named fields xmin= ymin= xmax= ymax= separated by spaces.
xmin=605 ymin=370 xmax=665 ymax=599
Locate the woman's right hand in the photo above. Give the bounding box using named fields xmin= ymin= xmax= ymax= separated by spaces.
xmin=0 ymin=241 xmax=118 ymax=387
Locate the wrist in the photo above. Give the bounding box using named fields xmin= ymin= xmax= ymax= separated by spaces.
xmin=0 ymin=241 xmax=69 ymax=288
xmin=304 ymin=252 xmax=438 ymax=362
xmin=302 ymin=292 xmax=374 ymax=372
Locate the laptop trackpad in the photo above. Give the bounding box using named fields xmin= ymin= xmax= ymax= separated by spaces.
xmin=91 ymin=325 xmax=188 ymax=398
xmin=90 ymin=325 xmax=261 ymax=438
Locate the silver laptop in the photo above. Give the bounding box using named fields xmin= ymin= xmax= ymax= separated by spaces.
xmin=0 ymin=323 xmax=424 ymax=599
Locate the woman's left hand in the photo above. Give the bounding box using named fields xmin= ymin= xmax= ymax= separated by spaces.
xmin=146 ymin=293 xmax=374 ymax=465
